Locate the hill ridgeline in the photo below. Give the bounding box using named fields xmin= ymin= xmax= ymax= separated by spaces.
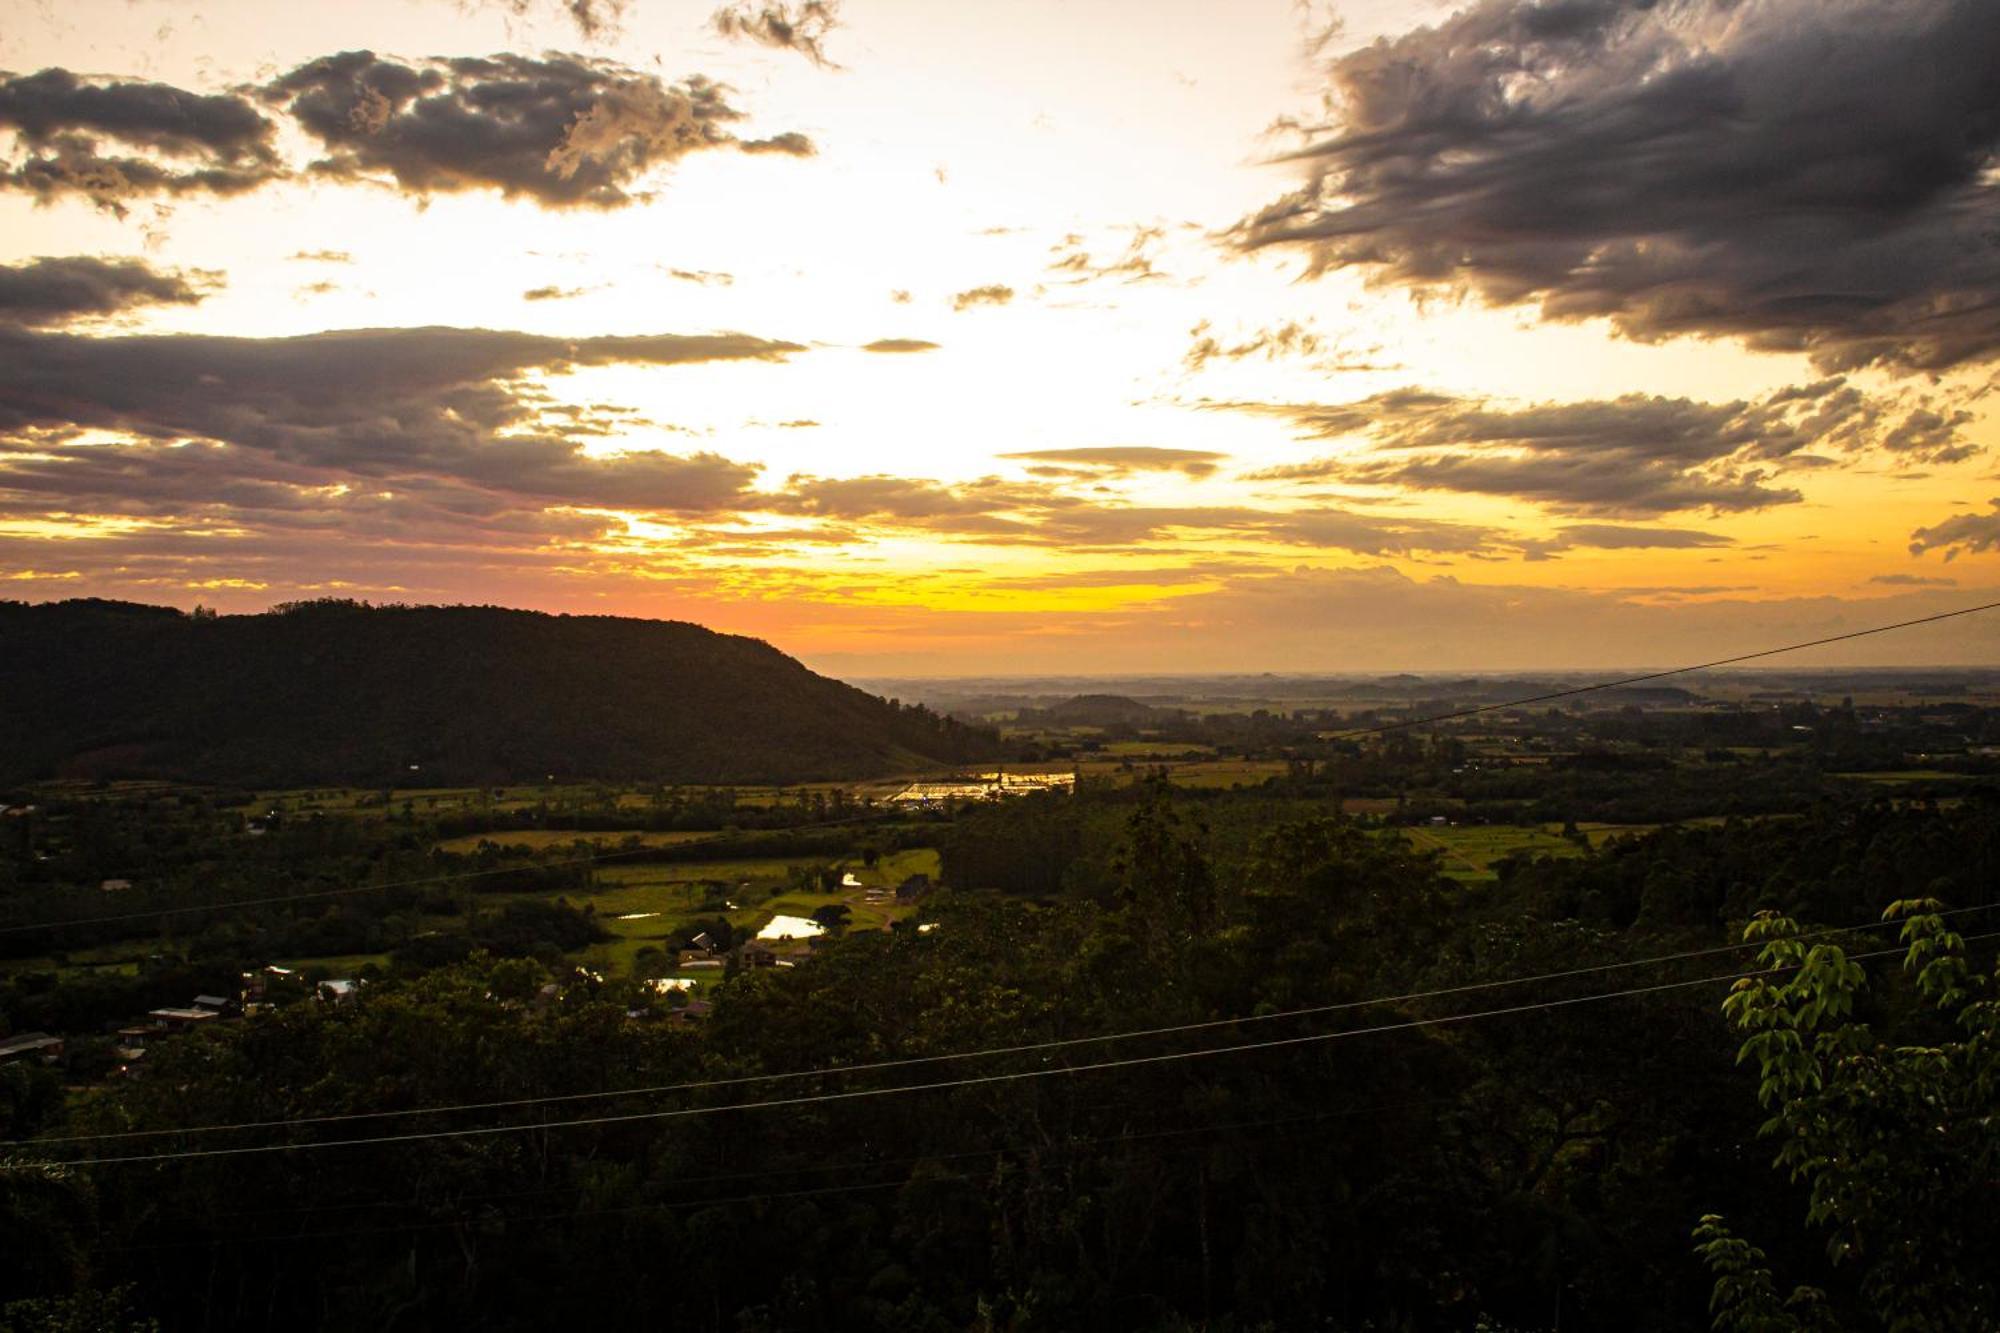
xmin=0 ymin=599 xmax=999 ymax=786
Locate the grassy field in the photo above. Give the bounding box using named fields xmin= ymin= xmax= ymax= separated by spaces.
xmin=1079 ymin=758 xmax=1292 ymax=789
xmin=432 ymin=829 xmax=722 ymax=854
xmin=1828 ymin=770 xmax=1966 ymax=783
xmin=1099 ymin=741 xmax=1219 ymax=758
xmin=1395 ymin=823 xmax=1591 ymax=882
xmin=546 ymin=848 xmax=937 ymax=978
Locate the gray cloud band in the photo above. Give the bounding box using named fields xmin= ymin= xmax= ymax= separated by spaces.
xmin=1 ymin=50 xmax=813 ymax=214
xmin=1242 ymin=0 xmax=2000 ymax=373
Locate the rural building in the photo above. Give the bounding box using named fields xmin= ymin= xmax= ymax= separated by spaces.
xmin=242 ymin=965 xmax=297 ymax=1002
xmin=896 ymin=873 xmax=934 ymax=903
xmin=0 ymin=1032 xmax=64 ymax=1065
xmin=192 ymin=994 xmax=236 ymax=1014
xmin=148 ymin=1008 xmax=218 ymax=1031
xmin=740 ymin=941 xmax=779 ymax=968
xmin=100 ymin=878 xmax=133 ymax=893
xmin=317 ymin=979 xmax=359 ymax=1004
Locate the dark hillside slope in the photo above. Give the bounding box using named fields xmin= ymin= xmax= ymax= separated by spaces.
xmin=0 ymin=599 xmax=999 ymax=785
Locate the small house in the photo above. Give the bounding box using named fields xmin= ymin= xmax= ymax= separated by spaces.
xmin=148 ymin=1007 xmax=218 ymax=1031
xmin=192 ymin=994 xmax=236 ymax=1015
xmin=895 ymin=873 xmax=934 ymax=904
xmin=740 ymin=941 xmax=779 ymax=968
xmin=317 ymin=979 xmax=359 ymax=1005
xmin=0 ymin=1032 xmax=64 ymax=1065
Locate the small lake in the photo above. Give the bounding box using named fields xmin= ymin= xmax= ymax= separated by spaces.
xmin=756 ymin=914 xmax=825 ymax=941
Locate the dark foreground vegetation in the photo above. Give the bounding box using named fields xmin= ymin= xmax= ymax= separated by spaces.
xmin=3 ymin=736 xmax=1997 ymax=1330
xmin=0 ymin=600 xmax=999 ymax=786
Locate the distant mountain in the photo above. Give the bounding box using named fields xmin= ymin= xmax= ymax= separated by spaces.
xmin=1033 ymin=694 xmax=1163 ymax=726
xmin=0 ymin=599 xmax=1001 ymax=786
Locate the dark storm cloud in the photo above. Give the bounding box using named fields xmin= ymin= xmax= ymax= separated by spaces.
xmin=1228 ymin=378 xmax=1978 ymax=515
xmin=861 ymin=338 xmax=939 ymax=354
xmin=1908 ymin=500 xmax=2000 ymax=561
xmin=0 ymin=256 xmax=217 ymax=326
xmin=1242 ymin=0 xmax=2000 ymax=373
xmin=712 ymin=2 xmax=842 ymax=69
xmin=999 ymin=447 xmax=1228 ymax=478
xmin=261 ymin=51 xmax=810 ymax=208
xmin=0 ymin=67 xmax=282 ymax=213
xmin=0 ymin=324 xmax=802 ymax=514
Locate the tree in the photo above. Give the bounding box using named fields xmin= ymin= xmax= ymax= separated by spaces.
xmin=1695 ymin=901 xmax=1999 ymax=1331
xmin=1113 ymin=779 xmax=1216 ymax=951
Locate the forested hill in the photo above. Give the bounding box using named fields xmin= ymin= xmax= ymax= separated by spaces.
xmin=0 ymin=599 xmax=1000 ymax=785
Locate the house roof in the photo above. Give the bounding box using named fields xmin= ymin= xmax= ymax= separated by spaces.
xmin=0 ymin=1032 xmax=62 ymax=1058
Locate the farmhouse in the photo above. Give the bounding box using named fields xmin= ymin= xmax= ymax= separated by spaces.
xmin=0 ymin=1032 xmax=63 ymax=1065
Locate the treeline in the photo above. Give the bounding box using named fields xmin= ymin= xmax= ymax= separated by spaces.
xmin=7 ymin=787 xmax=1996 ymax=1329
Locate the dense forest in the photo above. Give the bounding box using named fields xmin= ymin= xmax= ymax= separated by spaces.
xmin=0 ymin=600 xmax=1000 ymax=786
xmin=2 ymin=775 xmax=1996 ymax=1331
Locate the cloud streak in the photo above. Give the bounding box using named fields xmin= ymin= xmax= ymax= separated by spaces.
xmin=1227 ymin=378 xmax=1978 ymax=515
xmin=0 ymin=256 xmax=218 ymax=326
xmin=0 ymin=324 xmax=803 ymax=519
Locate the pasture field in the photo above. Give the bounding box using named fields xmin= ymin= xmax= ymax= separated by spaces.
xmin=1079 ymin=758 xmax=1292 ymax=789
xmin=1099 ymin=741 xmax=1219 ymax=758
xmin=270 ymin=951 xmax=392 ymax=978
xmin=1395 ymin=823 xmax=1590 ymax=882
xmin=1828 ymin=770 xmax=1965 ymax=783
xmin=431 ymin=828 xmax=721 ymax=854
xmin=535 ymin=847 xmax=938 ymax=977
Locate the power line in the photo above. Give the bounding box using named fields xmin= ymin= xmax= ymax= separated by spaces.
xmin=20 ymin=931 xmax=1991 ymax=1170
xmin=17 ymin=899 xmax=1998 ymax=1151
xmin=1319 ymin=599 xmax=2000 ymax=742
xmin=100 ymin=1100 xmax=1456 ymax=1252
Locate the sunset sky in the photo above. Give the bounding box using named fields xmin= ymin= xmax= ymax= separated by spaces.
xmin=3 ymin=0 xmax=1998 ymax=673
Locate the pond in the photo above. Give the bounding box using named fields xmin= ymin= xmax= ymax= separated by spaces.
xmin=756 ymin=914 xmax=825 ymax=941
